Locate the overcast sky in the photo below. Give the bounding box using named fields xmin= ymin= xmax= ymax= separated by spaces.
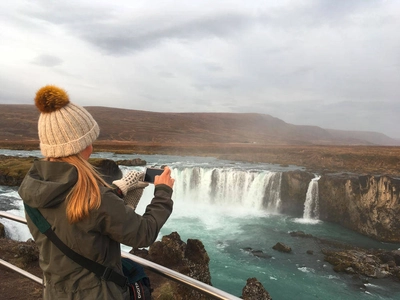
xmin=1 ymin=0 xmax=399 ymax=138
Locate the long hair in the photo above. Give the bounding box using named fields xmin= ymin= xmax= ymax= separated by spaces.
xmin=51 ymin=154 xmax=110 ymax=224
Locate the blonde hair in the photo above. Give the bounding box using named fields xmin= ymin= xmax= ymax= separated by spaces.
xmin=50 ymin=154 xmax=110 ymax=224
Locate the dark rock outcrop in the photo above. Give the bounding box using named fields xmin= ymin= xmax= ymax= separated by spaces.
xmin=116 ymin=158 xmax=147 ymax=166
xmin=242 ymin=247 xmax=272 ymax=259
xmin=288 ymin=229 xmax=400 ymax=282
xmin=0 ymin=172 xmax=24 ymax=186
xmin=91 ymin=158 xmax=123 ymax=184
xmin=280 ymin=170 xmax=314 ymax=216
xmin=0 ymin=237 xmax=39 ymax=268
xmin=135 ymin=232 xmax=213 ymax=300
xmin=14 ymin=239 xmax=39 ymax=267
xmin=322 ymin=248 xmax=400 ymax=280
xmin=242 ymin=277 xmax=272 ymax=300
xmin=272 ymin=242 xmax=292 ymax=253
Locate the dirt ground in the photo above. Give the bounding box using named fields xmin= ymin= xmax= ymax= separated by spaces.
xmin=0 ymin=238 xmax=43 ymax=300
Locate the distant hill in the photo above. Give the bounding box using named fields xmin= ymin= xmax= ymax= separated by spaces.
xmin=1 ymin=104 xmax=399 ymax=146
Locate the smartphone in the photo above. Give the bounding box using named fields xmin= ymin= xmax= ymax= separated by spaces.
xmin=144 ymin=168 xmax=164 ymax=183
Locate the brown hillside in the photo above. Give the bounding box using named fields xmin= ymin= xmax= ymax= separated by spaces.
xmin=2 ymin=105 xmax=400 ymax=176
xmin=1 ymin=104 xmax=398 ymax=146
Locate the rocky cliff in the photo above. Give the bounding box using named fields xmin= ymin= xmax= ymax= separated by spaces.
xmin=318 ymin=174 xmax=400 ymax=243
xmin=280 ymin=170 xmax=315 ymax=216
xmin=281 ymin=171 xmax=400 ymax=243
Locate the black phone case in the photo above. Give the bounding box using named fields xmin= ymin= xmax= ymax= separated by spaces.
xmin=144 ymin=168 xmax=164 ymax=183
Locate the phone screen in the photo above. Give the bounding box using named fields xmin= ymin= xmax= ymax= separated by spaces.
xmin=144 ymin=168 xmax=164 ymax=183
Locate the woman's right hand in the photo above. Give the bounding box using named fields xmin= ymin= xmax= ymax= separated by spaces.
xmin=154 ymin=166 xmax=175 ymax=188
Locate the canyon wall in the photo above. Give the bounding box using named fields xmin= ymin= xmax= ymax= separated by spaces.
xmin=281 ymin=171 xmax=400 ymax=243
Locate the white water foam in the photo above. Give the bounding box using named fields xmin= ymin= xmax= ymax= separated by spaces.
xmin=292 ymin=218 xmax=322 ymax=225
xmin=0 ymin=189 xmax=21 ymax=200
xmin=0 ymin=188 xmax=33 ymax=241
xmin=1 ymin=208 xmax=32 ymax=241
xmin=270 ymin=276 xmax=278 ymax=280
xmin=298 ymin=267 xmax=315 ymax=273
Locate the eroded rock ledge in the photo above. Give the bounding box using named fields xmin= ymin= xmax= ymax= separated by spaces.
xmin=281 ymin=171 xmax=400 ymax=243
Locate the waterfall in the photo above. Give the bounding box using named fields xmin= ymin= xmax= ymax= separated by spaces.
xmin=1 ymin=165 xmax=285 ymax=242
xmin=264 ymin=172 xmax=282 ymax=213
xmin=170 ymin=167 xmax=282 ymax=211
xmin=303 ymin=176 xmax=321 ymax=220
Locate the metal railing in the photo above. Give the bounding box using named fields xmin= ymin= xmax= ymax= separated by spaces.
xmin=0 ymin=211 xmax=241 ymax=300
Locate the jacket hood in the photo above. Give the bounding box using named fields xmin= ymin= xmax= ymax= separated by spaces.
xmin=18 ymin=160 xmax=78 ymax=208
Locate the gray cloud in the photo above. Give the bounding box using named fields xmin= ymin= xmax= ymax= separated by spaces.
xmin=0 ymin=74 xmax=33 ymax=104
xmin=32 ymin=54 xmax=63 ymax=67
xmin=22 ymin=2 xmax=255 ymax=55
xmin=158 ymin=71 xmax=175 ymax=78
xmin=1 ymin=0 xmax=400 ymax=138
xmin=80 ymin=13 xmax=254 ymax=55
xmin=193 ymin=77 xmax=240 ymax=91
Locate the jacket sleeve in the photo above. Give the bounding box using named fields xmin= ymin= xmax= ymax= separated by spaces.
xmin=92 ymin=184 xmax=173 ymax=248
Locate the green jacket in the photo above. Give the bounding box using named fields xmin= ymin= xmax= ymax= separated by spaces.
xmin=18 ymin=160 xmax=173 ymax=300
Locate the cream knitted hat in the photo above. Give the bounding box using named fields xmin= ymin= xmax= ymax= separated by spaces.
xmin=35 ymin=85 xmax=100 ymax=158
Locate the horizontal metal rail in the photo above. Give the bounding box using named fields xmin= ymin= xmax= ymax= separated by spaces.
xmin=0 ymin=258 xmax=42 ymax=284
xmin=0 ymin=211 xmax=27 ymax=224
xmin=0 ymin=211 xmax=241 ymax=300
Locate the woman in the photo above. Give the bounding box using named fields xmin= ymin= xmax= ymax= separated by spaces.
xmin=18 ymin=85 xmax=174 ymax=299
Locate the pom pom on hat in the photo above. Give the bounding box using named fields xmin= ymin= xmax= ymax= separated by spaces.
xmin=35 ymin=85 xmax=100 ymax=158
xmin=35 ymin=85 xmax=70 ymax=113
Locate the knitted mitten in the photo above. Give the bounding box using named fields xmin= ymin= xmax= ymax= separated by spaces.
xmin=112 ymin=170 xmax=148 ymax=196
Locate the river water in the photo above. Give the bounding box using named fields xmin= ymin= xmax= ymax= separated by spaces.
xmin=1 ymin=149 xmax=399 ymax=299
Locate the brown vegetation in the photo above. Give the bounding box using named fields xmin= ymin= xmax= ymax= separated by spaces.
xmin=1 ymin=104 xmax=400 ymax=177
xmin=0 ymin=155 xmax=36 ymax=185
xmin=1 ymin=141 xmax=400 ymax=177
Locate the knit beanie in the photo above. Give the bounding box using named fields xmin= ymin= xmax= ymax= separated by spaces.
xmin=34 ymin=85 xmax=100 ymax=158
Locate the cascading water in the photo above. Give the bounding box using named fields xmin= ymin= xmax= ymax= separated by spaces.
xmin=303 ymin=175 xmax=321 ymax=220
xmin=264 ymin=172 xmax=282 ymax=213
xmin=171 ymin=167 xmax=282 ymax=212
